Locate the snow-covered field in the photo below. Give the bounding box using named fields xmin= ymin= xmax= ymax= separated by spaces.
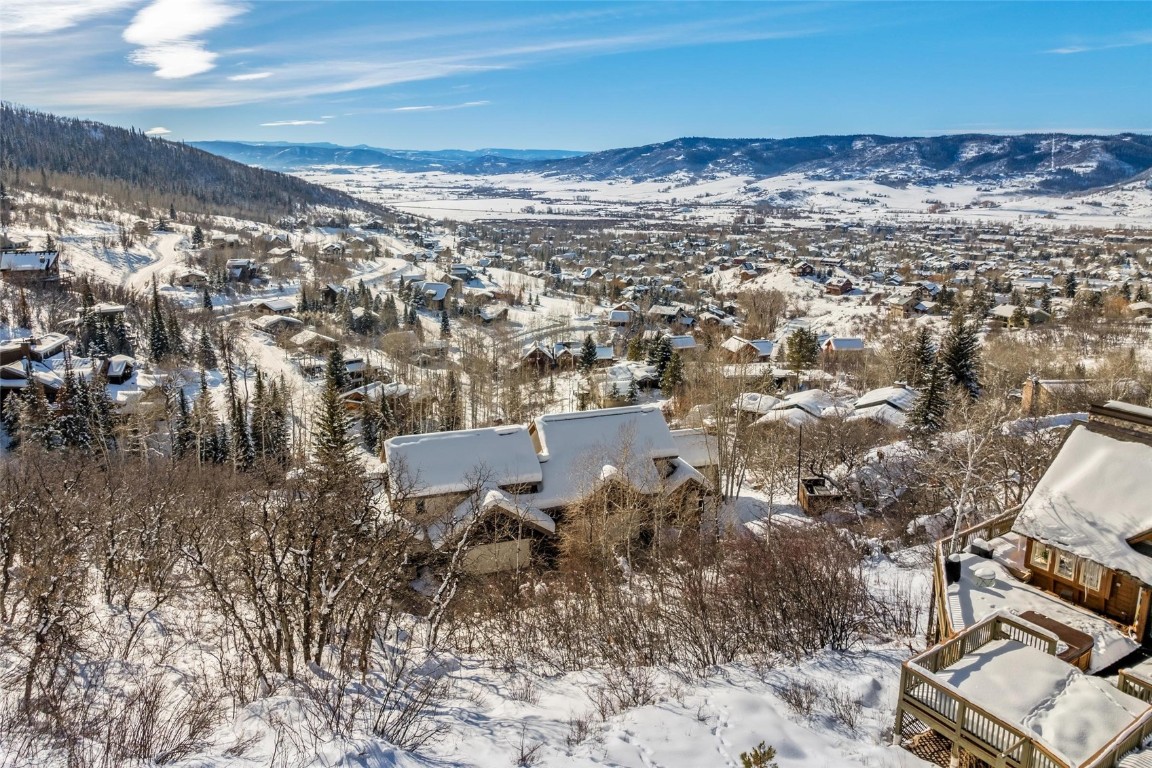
xmin=297 ymin=166 xmax=1152 ymax=228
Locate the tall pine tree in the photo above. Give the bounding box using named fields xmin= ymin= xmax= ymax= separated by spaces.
xmin=939 ymin=308 xmax=982 ymax=399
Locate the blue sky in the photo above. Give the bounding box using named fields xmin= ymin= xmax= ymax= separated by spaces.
xmin=1 ymin=1 xmax=1149 ymax=150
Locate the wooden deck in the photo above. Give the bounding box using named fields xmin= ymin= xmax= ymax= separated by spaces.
xmin=894 ymin=614 xmax=1152 ymax=768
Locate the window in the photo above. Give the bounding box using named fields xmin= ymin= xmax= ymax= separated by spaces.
xmin=1055 ymin=550 xmax=1077 ymax=580
xmin=1079 ymin=559 xmax=1104 ymax=592
xmin=1030 ymin=542 xmax=1052 ymax=570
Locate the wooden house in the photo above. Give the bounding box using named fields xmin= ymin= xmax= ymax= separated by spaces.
xmin=1011 ymin=402 xmax=1152 ymax=640
xmin=825 ymin=277 xmax=853 ymax=295
xmin=0 ymin=250 xmax=60 ymax=286
xmin=928 ymin=401 xmax=1152 ymax=689
xmin=174 ymin=268 xmax=209 ymax=288
xmin=720 ymin=335 xmax=773 ymax=363
xmin=791 ymin=260 xmax=815 ymax=277
xmin=251 ymin=298 xmax=296 ymax=315
xmin=381 ymin=405 xmax=713 ymax=574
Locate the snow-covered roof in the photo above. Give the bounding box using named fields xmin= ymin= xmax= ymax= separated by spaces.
xmin=385 ymin=426 xmax=543 ymax=497
xmin=0 ymin=250 xmax=57 ymax=272
xmin=1013 ymin=423 xmax=1152 ymax=584
xmin=425 ymin=486 xmax=555 ymax=550
xmin=847 ymin=403 xmax=909 ymax=427
xmin=251 ymin=314 xmax=303 ymax=331
xmin=854 ymin=385 xmax=918 ymax=413
xmin=928 ymin=636 xmax=1147 ymax=765
xmin=671 ymin=428 xmax=718 ymax=469
xmin=822 ymin=337 xmax=866 ymax=352
xmin=732 ymin=392 xmax=781 ymax=415
xmin=665 ymin=335 xmax=696 ymax=351
xmin=288 ymin=329 xmax=336 ymax=347
xmin=530 ymin=405 xmax=679 ymax=510
xmin=253 ymin=298 xmax=296 ymax=313
xmin=747 ymin=339 xmax=774 ymax=357
xmin=338 ymin=382 xmax=410 ymax=406
xmin=773 ymin=389 xmax=840 ymax=416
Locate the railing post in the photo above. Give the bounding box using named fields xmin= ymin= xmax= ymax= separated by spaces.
xmin=893 ymin=667 xmax=907 ymax=746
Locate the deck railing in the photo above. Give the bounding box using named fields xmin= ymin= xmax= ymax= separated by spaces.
xmin=932 ymin=509 xmax=1022 ymax=641
xmin=940 ymin=509 xmax=1021 ymax=557
xmin=894 ymin=613 xmax=1152 ymax=768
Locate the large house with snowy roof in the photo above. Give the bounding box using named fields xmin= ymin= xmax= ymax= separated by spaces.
xmin=382 ymin=405 xmax=712 ymax=574
xmin=929 ymin=401 xmax=1152 ymax=672
xmin=0 ymin=250 xmax=60 ymax=286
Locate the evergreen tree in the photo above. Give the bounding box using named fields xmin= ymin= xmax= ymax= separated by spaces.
xmin=325 ymin=346 xmax=347 ymax=392
xmin=172 ymin=388 xmax=194 ymax=460
xmin=1039 ymin=289 xmax=1052 ymax=315
xmin=361 ymin=403 xmax=380 ymax=453
xmin=1064 ymin=272 xmax=1078 ymax=299
xmin=895 ymin=327 xmax=936 ymax=388
xmin=197 ymin=328 xmax=217 ymax=369
xmin=1137 ymin=284 xmax=1149 ymax=302
xmin=55 ymin=354 xmax=92 ymax=450
xmin=148 ymin=280 xmax=170 ymax=361
xmin=626 ymin=336 xmax=644 ymax=361
xmin=166 ymin=311 xmax=186 ymax=358
xmin=909 ymin=359 xmax=949 ymax=434
xmin=191 ymin=226 xmax=205 ymax=248
xmin=439 ymin=310 xmax=451 ymax=339
xmin=202 ymin=285 xmax=213 ymax=310
xmin=939 ymin=309 xmax=982 ymax=398
xmin=382 ymin=294 xmax=399 ymax=329
xmin=647 ymin=336 xmax=674 ymax=380
xmin=314 ymin=359 xmax=357 ymax=474
xmin=660 ymin=351 xmax=685 ymax=394
xmin=968 ymin=283 xmax=992 ymax=318
xmin=784 ymin=327 xmax=820 ymax=375
xmin=1010 ymin=304 xmax=1029 ymax=329
xmin=578 ymin=334 xmax=598 ymax=373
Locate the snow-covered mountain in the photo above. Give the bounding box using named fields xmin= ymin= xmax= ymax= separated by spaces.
xmin=195 ymin=133 xmax=1152 ymax=193
xmin=525 ymin=134 xmax=1152 ymax=192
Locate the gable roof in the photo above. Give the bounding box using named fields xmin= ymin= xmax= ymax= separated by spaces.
xmin=530 ymin=405 xmax=679 ymax=509
xmin=1012 ymin=422 xmax=1152 ymax=583
xmin=384 ymin=425 xmax=543 ymax=497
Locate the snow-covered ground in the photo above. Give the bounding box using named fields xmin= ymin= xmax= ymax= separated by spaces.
xmin=296 ymin=166 xmax=1152 ymax=228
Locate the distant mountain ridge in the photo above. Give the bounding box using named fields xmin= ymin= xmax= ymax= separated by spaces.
xmin=195 ymin=133 xmax=1152 ymax=193
xmin=189 ymin=141 xmax=586 ymax=173
xmin=0 ymin=105 xmax=382 ymax=219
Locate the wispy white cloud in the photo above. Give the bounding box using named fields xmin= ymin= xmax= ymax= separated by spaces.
xmin=2 ymin=6 xmax=823 ymax=111
xmin=383 ymin=101 xmax=490 ymax=114
xmin=144 ymin=126 xmax=171 ymax=135
xmin=260 ymin=119 xmax=325 ymax=127
xmin=1046 ymin=30 xmax=1152 ymax=55
xmin=0 ymin=0 xmax=139 ymax=35
xmin=228 ymin=71 xmax=272 ymax=81
xmin=123 ymin=0 xmax=246 ymax=78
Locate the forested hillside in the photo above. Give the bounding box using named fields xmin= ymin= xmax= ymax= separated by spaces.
xmin=0 ymin=104 xmax=380 ymax=221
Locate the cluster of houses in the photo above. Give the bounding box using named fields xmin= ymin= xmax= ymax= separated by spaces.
xmin=0 ymin=330 xmax=150 ymax=415
xmin=894 ymin=401 xmax=1152 ymax=768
